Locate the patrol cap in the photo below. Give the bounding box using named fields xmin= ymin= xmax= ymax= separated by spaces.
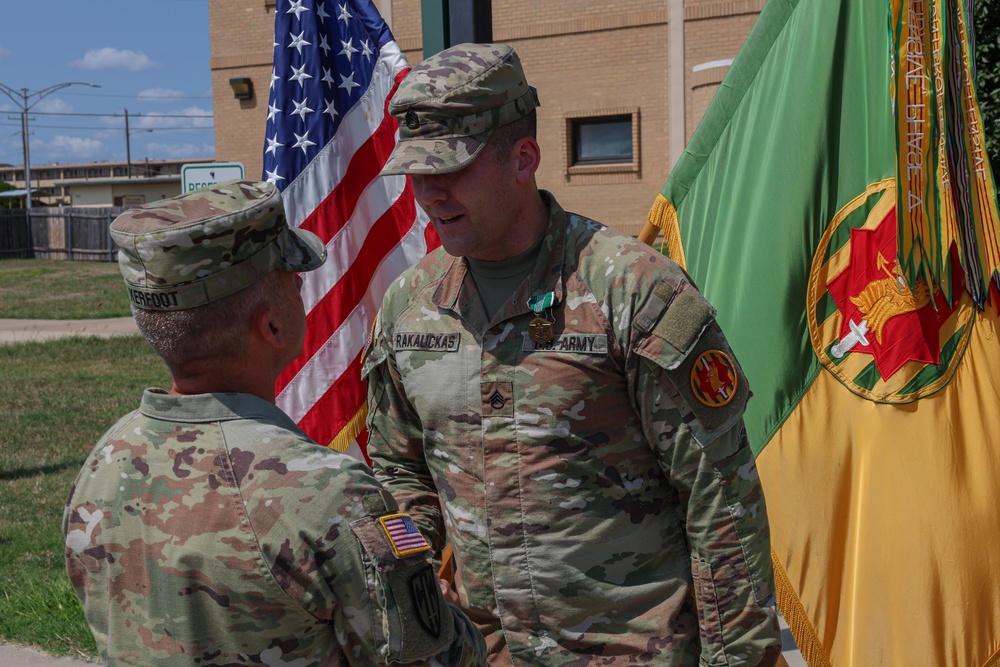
xmin=111 ymin=179 xmax=326 ymax=311
xmin=381 ymin=42 xmax=540 ymax=176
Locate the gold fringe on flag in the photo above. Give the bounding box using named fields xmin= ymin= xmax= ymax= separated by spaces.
xmin=647 ymin=193 xmax=688 ymax=271
xmin=772 ymin=548 xmax=831 ymax=667
xmin=328 ymin=404 xmax=367 ymax=453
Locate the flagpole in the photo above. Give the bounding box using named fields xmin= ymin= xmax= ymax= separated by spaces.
xmin=637 ymin=220 xmax=659 ymax=245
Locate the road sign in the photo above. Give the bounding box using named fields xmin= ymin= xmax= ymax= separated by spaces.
xmin=181 ymin=162 xmax=245 ymax=193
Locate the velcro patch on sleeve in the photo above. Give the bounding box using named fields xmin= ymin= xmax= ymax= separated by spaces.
xmin=636 ymin=281 xmax=748 ymax=441
xmin=349 ymin=513 xmax=456 ymax=661
xmin=378 ymin=513 xmax=432 ymax=558
xmin=650 ymin=282 xmax=717 ymax=366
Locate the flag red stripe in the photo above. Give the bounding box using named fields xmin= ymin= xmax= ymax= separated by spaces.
xmin=277 ymin=190 xmax=420 ymax=393
xmin=294 ymin=351 xmax=366 ymax=447
xmin=297 ymin=79 xmax=405 ymax=245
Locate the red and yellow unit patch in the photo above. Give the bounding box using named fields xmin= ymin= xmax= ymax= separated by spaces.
xmin=378 ymin=513 xmax=432 ymax=558
xmin=690 ymin=350 xmax=738 ymax=407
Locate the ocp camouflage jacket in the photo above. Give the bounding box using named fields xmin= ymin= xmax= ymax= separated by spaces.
xmin=363 ymin=193 xmax=781 ymax=666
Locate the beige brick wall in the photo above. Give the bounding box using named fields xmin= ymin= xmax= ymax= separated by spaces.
xmin=209 ymin=0 xmax=275 ymax=178
xmin=209 ymin=0 xmax=762 ymax=235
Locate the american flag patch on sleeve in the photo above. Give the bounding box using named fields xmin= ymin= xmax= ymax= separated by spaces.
xmin=378 ymin=513 xmax=432 ymax=558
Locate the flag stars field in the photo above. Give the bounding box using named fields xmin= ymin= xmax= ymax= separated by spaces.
xmin=264 ymin=0 xmax=436 ymax=453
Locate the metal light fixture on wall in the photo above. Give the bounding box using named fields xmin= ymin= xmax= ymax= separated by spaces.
xmin=229 ymin=77 xmax=254 ymax=100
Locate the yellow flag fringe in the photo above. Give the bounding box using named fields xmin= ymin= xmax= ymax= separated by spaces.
xmin=647 ymin=193 xmax=688 ymax=271
xmin=329 ymin=404 xmax=367 ymax=453
xmin=772 ymin=549 xmax=831 ymax=667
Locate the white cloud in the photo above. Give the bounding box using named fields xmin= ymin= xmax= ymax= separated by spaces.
xmin=46 ymin=135 xmax=104 ymax=160
xmin=137 ymin=88 xmax=185 ymax=101
xmin=72 ymin=47 xmax=156 ymax=72
xmin=36 ymin=98 xmax=73 ymax=114
xmin=133 ymin=106 xmax=213 ymax=130
xmin=144 ymin=141 xmax=215 ymax=159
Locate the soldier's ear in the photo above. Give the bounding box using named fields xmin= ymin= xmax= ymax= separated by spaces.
xmin=253 ymin=302 xmax=288 ymax=350
xmin=513 ymin=136 xmax=541 ymax=184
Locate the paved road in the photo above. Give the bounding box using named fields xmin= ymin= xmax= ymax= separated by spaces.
xmin=0 ymin=316 xmax=807 ymax=666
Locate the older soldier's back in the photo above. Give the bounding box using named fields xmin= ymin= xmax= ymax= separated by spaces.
xmin=64 ymin=180 xmax=485 ymax=666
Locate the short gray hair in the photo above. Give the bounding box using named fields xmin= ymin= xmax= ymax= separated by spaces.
xmin=133 ymin=271 xmax=287 ymax=368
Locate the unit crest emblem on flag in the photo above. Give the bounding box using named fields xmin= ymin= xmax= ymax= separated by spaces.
xmin=807 ymin=179 xmax=975 ymax=403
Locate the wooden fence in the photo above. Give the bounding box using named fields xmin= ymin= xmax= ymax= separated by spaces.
xmin=0 ymin=207 xmax=126 ymax=261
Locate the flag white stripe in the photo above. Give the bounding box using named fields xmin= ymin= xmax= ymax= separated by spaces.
xmin=282 ymin=43 xmax=407 ymax=228
xmin=300 ymin=173 xmax=409 ymax=314
xmin=278 ymin=221 xmax=430 ymax=423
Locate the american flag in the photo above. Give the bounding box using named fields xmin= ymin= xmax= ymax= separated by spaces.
xmin=379 ymin=514 xmax=432 ymax=557
xmin=264 ymin=0 xmax=438 ymax=460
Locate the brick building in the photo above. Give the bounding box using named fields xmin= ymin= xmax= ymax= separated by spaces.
xmin=209 ymin=0 xmax=764 ymax=235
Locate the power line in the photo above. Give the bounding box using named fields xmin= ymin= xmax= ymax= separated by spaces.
xmin=0 ymin=122 xmax=214 ymax=131
xmin=27 ymin=111 xmax=213 ymax=119
xmin=60 ymin=91 xmax=213 ymax=101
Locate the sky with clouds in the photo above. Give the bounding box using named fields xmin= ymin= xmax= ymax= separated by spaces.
xmin=0 ymin=0 xmax=215 ymax=169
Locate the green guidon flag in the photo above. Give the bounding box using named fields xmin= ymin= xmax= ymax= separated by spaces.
xmin=647 ymin=0 xmax=1000 ymax=665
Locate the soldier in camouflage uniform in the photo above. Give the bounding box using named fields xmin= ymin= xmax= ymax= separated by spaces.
xmin=63 ymin=180 xmax=486 ymax=666
xmin=363 ymin=45 xmax=782 ymax=666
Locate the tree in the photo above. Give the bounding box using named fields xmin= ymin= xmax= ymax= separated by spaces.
xmin=0 ymin=180 xmax=17 ymax=209
xmin=974 ymin=0 xmax=1000 ymax=176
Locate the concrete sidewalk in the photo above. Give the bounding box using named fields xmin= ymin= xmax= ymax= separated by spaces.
xmin=0 ymin=317 xmax=139 ymax=345
xmin=0 ymin=644 xmax=93 ymax=666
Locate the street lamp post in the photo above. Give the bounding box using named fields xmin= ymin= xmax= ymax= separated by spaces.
xmin=0 ymin=81 xmax=100 ymax=209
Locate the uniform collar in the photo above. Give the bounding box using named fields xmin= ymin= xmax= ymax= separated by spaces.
xmin=431 ymin=190 xmax=568 ymax=319
xmin=139 ymin=388 xmax=300 ymax=430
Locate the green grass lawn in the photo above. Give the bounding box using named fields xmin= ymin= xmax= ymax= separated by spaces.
xmin=0 ymin=336 xmax=169 ymax=659
xmin=0 ymin=259 xmax=131 ymax=319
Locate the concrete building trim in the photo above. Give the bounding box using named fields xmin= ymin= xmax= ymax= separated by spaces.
xmin=686 ymin=0 xmax=766 ymax=21
xmin=692 ymin=65 xmax=731 ymax=89
xmin=211 ymin=54 xmax=273 ymax=70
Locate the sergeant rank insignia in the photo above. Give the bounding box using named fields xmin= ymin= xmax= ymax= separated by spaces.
xmin=378 ymin=513 xmax=432 ymax=558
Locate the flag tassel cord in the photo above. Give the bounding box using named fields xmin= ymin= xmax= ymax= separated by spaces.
xmin=328 ymin=405 xmax=368 ymax=453
xmin=644 ymin=194 xmax=688 ymax=270
xmin=770 ymin=549 xmax=832 ymax=667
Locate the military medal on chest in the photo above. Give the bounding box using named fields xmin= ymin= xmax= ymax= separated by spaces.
xmin=527 ymin=292 xmax=555 ymax=345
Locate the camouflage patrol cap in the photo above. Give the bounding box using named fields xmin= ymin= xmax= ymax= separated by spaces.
xmin=381 ymin=42 xmax=540 ymax=175
xmin=110 ymin=179 xmax=326 ymax=311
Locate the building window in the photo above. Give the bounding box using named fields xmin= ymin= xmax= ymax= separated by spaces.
xmin=564 ymin=107 xmax=640 ymax=180
xmin=572 ymin=116 xmax=633 ymax=165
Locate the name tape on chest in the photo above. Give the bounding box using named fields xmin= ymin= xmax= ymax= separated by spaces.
xmin=393 ymin=332 xmax=461 ymax=352
xmin=522 ymin=333 xmax=608 ymax=354
xmin=378 ymin=513 xmax=432 ymax=558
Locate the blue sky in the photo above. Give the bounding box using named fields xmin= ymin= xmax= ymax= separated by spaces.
xmin=0 ymin=0 xmax=215 ymax=168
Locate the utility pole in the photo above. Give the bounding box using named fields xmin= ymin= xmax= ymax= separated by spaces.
xmin=0 ymin=81 xmax=101 ymax=209
xmin=125 ymin=109 xmax=132 ymax=179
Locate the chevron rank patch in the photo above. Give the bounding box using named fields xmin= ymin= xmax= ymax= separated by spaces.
xmin=378 ymin=513 xmax=432 ymax=558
